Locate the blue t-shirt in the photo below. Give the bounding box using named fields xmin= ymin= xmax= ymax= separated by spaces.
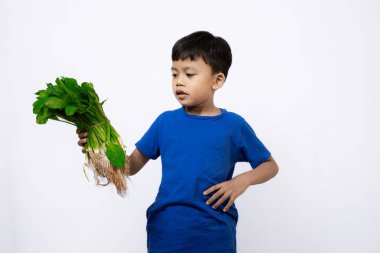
xmin=135 ymin=106 xmax=271 ymax=253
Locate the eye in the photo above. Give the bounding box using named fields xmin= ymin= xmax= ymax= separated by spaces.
xmin=171 ymin=73 xmax=177 ymax=78
xmin=186 ymin=73 xmax=195 ymax=77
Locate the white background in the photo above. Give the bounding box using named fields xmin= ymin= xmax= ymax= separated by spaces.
xmin=1 ymin=0 xmax=379 ymax=252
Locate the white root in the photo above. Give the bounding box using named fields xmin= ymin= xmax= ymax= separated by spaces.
xmin=83 ymin=149 xmax=128 ymax=197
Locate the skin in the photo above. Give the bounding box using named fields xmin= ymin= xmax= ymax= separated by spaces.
xmin=171 ymin=57 xmax=224 ymax=115
xmin=77 ymin=57 xmax=279 ymax=212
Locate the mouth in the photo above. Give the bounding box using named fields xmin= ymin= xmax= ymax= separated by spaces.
xmin=176 ymin=90 xmax=188 ymax=96
xmin=176 ymin=90 xmax=188 ymax=100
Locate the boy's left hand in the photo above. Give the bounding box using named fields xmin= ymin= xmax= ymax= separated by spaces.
xmin=203 ymin=175 xmax=250 ymax=212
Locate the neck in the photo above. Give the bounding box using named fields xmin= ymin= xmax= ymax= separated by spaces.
xmin=183 ymin=105 xmax=221 ymax=116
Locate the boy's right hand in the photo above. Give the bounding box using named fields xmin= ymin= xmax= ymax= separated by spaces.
xmin=76 ymin=129 xmax=88 ymax=153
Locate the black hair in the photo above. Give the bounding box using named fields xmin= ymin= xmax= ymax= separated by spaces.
xmin=171 ymin=31 xmax=232 ymax=79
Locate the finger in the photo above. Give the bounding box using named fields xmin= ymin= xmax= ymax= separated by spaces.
xmin=223 ymin=198 xmax=235 ymax=212
xmin=211 ymin=193 xmax=230 ymax=209
xmin=76 ymin=128 xmax=85 ymax=134
xmin=203 ymin=183 xmax=223 ymax=195
xmin=79 ymin=132 xmax=88 ymax=138
xmin=206 ymin=188 xmax=224 ymax=205
xmin=78 ymin=139 xmax=87 ymax=146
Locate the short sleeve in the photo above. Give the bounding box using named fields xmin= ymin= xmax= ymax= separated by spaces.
xmin=135 ymin=113 xmax=162 ymax=160
xmin=236 ymin=119 xmax=271 ymax=169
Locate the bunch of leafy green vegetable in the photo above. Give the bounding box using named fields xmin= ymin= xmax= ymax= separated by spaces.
xmin=33 ymin=76 xmax=129 ymax=196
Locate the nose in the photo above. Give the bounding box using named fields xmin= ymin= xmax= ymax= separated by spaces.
xmin=175 ymin=75 xmax=185 ymax=87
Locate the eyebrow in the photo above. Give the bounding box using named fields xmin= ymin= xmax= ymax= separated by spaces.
xmin=171 ymin=66 xmax=195 ymax=71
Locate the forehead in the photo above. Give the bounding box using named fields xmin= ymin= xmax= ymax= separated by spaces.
xmin=171 ymin=57 xmax=210 ymax=72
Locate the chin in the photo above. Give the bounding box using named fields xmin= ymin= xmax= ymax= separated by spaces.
xmin=176 ymin=98 xmax=188 ymax=105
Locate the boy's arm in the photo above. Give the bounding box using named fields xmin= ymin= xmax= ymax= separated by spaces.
xmin=237 ymin=155 xmax=279 ymax=186
xmin=203 ymin=155 xmax=279 ymax=212
xmin=125 ymin=148 xmax=150 ymax=176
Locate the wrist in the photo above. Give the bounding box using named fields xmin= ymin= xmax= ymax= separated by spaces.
xmin=123 ymin=155 xmax=132 ymax=176
xmin=236 ymin=173 xmax=252 ymax=188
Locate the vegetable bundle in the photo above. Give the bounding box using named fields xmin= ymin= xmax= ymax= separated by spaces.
xmin=33 ymin=77 xmax=129 ymax=197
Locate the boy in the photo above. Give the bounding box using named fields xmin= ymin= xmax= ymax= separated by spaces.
xmin=77 ymin=31 xmax=279 ymax=253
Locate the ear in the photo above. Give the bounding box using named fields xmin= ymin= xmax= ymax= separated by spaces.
xmin=211 ymin=72 xmax=225 ymax=90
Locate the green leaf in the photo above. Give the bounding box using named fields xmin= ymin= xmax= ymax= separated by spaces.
xmin=81 ymin=82 xmax=100 ymax=102
xmin=55 ymin=77 xmax=65 ymax=89
xmin=46 ymin=84 xmax=65 ymax=97
xmin=106 ymin=143 xmax=126 ymax=168
xmin=36 ymin=116 xmax=49 ymax=124
xmin=35 ymin=90 xmax=48 ymax=98
xmin=65 ymin=105 xmax=78 ymax=116
xmin=100 ymin=98 xmax=107 ymax=106
xmin=33 ymin=97 xmax=48 ymax=115
xmin=45 ymin=97 xmax=66 ymax=109
xmin=36 ymin=106 xmax=52 ymax=124
xmin=56 ymin=77 xmax=80 ymax=100
xmin=81 ymin=82 xmax=93 ymax=90
xmin=62 ymin=77 xmax=79 ymax=91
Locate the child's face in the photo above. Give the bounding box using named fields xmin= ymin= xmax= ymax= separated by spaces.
xmin=171 ymin=57 xmax=224 ymax=110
